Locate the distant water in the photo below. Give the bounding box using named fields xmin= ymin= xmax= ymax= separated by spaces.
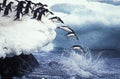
xmin=12 ymin=48 xmax=120 ymax=79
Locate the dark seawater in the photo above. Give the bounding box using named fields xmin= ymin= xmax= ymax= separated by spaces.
xmin=12 ymin=48 xmax=120 ymax=79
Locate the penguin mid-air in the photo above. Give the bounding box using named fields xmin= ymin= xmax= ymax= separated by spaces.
xmin=44 ymin=10 xmax=54 ymax=17
xmin=57 ymin=26 xmax=74 ymax=33
xmin=71 ymin=45 xmax=85 ymax=53
xmin=49 ymin=16 xmax=64 ymax=24
xmin=66 ymin=32 xmax=79 ymax=40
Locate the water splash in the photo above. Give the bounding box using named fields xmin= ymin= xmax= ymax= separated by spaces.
xmin=59 ymin=49 xmax=104 ymax=78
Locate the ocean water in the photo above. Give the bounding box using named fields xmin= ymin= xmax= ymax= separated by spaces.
xmin=12 ymin=48 xmax=120 ymax=79
xmin=0 ymin=0 xmax=120 ymax=79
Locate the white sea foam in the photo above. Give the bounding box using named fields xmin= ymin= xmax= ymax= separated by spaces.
xmin=0 ymin=9 xmax=57 ymax=58
xmin=60 ymin=51 xmax=104 ymax=78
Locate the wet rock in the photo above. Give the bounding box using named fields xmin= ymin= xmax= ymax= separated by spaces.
xmin=0 ymin=54 xmax=39 ymax=79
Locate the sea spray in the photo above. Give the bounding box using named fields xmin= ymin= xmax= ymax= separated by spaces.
xmin=0 ymin=15 xmax=57 ymax=58
xmin=59 ymin=49 xmax=105 ymax=78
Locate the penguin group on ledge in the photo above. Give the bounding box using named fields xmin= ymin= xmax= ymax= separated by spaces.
xmin=0 ymin=0 xmax=64 ymax=23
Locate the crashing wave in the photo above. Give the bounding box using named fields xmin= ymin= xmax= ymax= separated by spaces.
xmin=0 ymin=12 xmax=57 ymax=58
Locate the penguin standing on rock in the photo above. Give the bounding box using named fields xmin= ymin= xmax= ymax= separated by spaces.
xmin=37 ymin=9 xmax=51 ymax=21
xmin=23 ymin=0 xmax=33 ymax=15
xmin=14 ymin=0 xmax=26 ymax=20
xmin=2 ymin=0 xmax=7 ymax=8
xmin=31 ymin=2 xmax=47 ymax=13
xmin=3 ymin=2 xmax=14 ymax=16
xmin=37 ymin=9 xmax=46 ymax=21
xmin=0 ymin=3 xmax=3 ymax=13
xmin=31 ymin=7 xmax=45 ymax=19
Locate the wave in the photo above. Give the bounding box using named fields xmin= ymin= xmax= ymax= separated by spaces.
xmin=33 ymin=48 xmax=105 ymax=78
xmin=0 ymin=11 xmax=57 ymax=58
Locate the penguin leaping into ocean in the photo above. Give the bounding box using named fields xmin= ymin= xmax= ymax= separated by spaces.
xmin=49 ymin=16 xmax=64 ymax=24
xmin=66 ymin=32 xmax=79 ymax=40
xmin=44 ymin=10 xmax=54 ymax=17
xmin=71 ymin=45 xmax=86 ymax=53
xmin=57 ymin=26 xmax=79 ymax=40
xmin=57 ymin=26 xmax=74 ymax=32
xmin=42 ymin=9 xmax=54 ymax=16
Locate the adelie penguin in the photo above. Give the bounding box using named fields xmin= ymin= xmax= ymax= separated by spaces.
xmin=31 ymin=2 xmax=47 ymax=13
xmin=14 ymin=0 xmax=26 ymax=20
xmin=37 ymin=10 xmax=44 ymax=21
xmin=0 ymin=3 xmax=3 ymax=13
xmin=49 ymin=16 xmax=64 ymax=24
xmin=31 ymin=7 xmax=45 ymax=19
xmin=23 ymin=0 xmax=33 ymax=15
xmin=71 ymin=45 xmax=86 ymax=53
xmin=2 ymin=0 xmax=7 ymax=8
xmin=3 ymin=2 xmax=14 ymax=16
xmin=66 ymin=32 xmax=79 ymax=40
xmin=37 ymin=9 xmax=49 ymax=21
xmin=44 ymin=10 xmax=54 ymax=17
xmin=42 ymin=9 xmax=54 ymax=17
xmin=57 ymin=26 xmax=74 ymax=33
